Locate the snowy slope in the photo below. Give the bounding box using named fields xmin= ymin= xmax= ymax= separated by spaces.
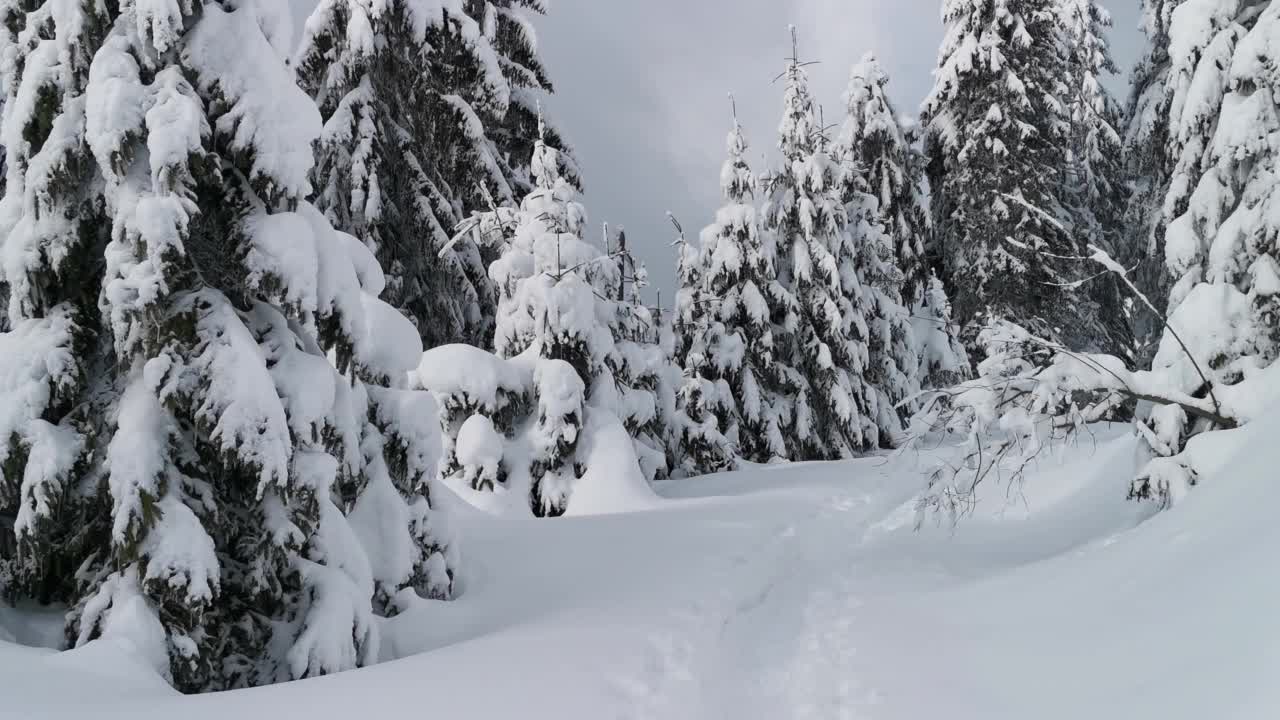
xmin=4 ymin=416 xmax=1279 ymax=718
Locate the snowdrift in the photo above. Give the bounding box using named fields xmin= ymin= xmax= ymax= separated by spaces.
xmin=3 ymin=414 xmax=1279 ymax=718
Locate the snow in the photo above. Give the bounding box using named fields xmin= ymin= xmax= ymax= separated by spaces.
xmin=183 ymin=3 xmax=322 ymax=200
xmin=413 ymin=343 xmax=529 ymax=409
xmin=454 ymin=415 xmax=503 ymax=487
xmin=9 ymin=412 xmax=1280 ymax=717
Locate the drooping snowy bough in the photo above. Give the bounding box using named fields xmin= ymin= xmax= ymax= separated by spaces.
xmin=0 ymin=0 xmax=452 ymax=693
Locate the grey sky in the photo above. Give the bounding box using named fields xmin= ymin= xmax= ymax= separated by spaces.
xmin=290 ymin=0 xmax=1143 ymax=305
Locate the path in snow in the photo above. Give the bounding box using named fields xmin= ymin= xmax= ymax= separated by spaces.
xmin=11 ymin=419 xmax=1280 ymax=719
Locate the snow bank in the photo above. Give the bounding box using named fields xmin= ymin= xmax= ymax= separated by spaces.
xmin=8 ymin=412 xmax=1280 ymax=718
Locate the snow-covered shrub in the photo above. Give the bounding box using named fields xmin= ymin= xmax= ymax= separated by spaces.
xmin=413 ymin=344 xmax=529 ymax=488
xmin=0 ymin=0 xmax=451 ymax=693
xmin=452 ymin=117 xmax=654 ymax=515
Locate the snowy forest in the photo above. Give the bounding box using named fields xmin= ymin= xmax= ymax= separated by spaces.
xmin=2 ymin=0 xmax=1279 ymax=717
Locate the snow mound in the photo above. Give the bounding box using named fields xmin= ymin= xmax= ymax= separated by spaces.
xmin=413 ymin=344 xmax=529 ymax=408
xmin=564 ymin=413 xmax=661 ymax=516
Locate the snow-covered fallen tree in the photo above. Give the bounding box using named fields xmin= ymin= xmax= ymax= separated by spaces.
xmin=909 ymin=249 xmax=1270 ymax=523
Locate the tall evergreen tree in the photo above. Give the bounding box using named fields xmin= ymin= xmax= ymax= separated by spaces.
xmin=762 ymin=35 xmax=880 ymax=458
xmin=839 ymin=55 xmax=930 ymax=295
xmin=1122 ymin=0 xmax=1188 ymax=361
xmin=1132 ymin=0 xmax=1280 ymax=502
xmin=605 ymin=226 xmax=670 ymax=481
xmin=674 ymin=108 xmax=797 ymax=474
xmin=298 ymin=0 xmax=574 ymax=350
xmin=836 ymin=55 xmax=970 ymax=391
xmin=836 ymin=55 xmax=936 ymax=421
xmin=1158 ymin=0 xmax=1263 ymax=309
xmin=922 ymin=0 xmax=1115 ymax=355
xmin=0 ymin=0 xmax=452 ymax=692
xmin=468 ymin=0 xmax=580 ymax=195
xmin=1058 ymin=0 xmax=1132 ymax=357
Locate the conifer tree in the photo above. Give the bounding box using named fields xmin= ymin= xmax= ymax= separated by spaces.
xmin=605 ymin=227 xmax=670 ymax=481
xmin=1058 ymin=0 xmax=1133 ymax=358
xmin=0 ymin=0 xmax=451 ymax=692
xmin=762 ymin=33 xmax=879 ymax=458
xmin=922 ymin=0 xmax=1115 ymax=355
xmin=1122 ymin=0 xmax=1188 ymax=359
xmin=835 ymin=56 xmax=929 ymax=422
xmin=488 ymin=120 xmax=618 ymax=516
xmin=836 ymin=55 xmax=970 ymax=391
xmin=299 ymin=0 xmax=572 ymax=349
xmin=914 ymin=2 xmax=1280 ymax=512
xmin=469 ymin=0 xmax=581 ymax=195
xmin=1157 ymin=0 xmax=1262 ymax=309
xmin=667 ymin=215 xmax=733 ymax=475
xmin=1132 ymin=0 xmax=1279 ymax=502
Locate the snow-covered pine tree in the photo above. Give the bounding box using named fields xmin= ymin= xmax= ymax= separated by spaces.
xmin=1122 ymin=0 xmax=1187 ymax=360
xmin=912 ymin=0 xmax=1280 ymax=517
xmin=666 ymin=213 xmax=735 ymax=476
xmin=834 ymin=55 xmax=934 ymax=424
xmin=691 ymin=108 xmax=795 ymax=467
xmin=299 ymin=0 xmax=519 ymax=349
xmin=413 ymin=342 xmax=529 ymax=491
xmin=469 ymin=0 xmax=581 ymax=196
xmin=921 ymin=0 xmax=1115 ymax=356
xmin=835 ymin=55 xmax=970 ymax=391
xmin=0 ymin=0 xmax=110 ymax=607
xmin=1057 ymin=0 xmax=1133 ymax=358
xmin=913 ymin=272 xmax=972 ymax=388
xmin=1139 ymin=0 xmax=1278 ymax=501
xmin=0 ymin=0 xmax=452 ymax=692
xmin=1159 ymin=0 xmax=1263 ymax=310
xmin=488 ymin=119 xmax=618 ymax=515
xmin=838 ymin=55 xmax=930 ymax=296
xmin=605 ymin=226 xmax=670 ymax=481
xmin=762 ymin=34 xmax=880 ymax=458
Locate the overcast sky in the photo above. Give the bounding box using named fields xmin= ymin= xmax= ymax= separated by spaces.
xmin=290 ymin=0 xmax=1143 ymax=303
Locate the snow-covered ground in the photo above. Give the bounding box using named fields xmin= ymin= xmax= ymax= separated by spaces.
xmin=5 ymin=413 xmax=1280 ymax=719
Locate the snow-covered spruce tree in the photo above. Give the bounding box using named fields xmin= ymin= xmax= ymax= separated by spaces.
xmin=835 ymin=55 xmax=969 ymax=390
xmin=762 ymin=41 xmax=881 ymax=458
xmin=0 ymin=1 xmax=452 ymax=692
xmin=913 ymin=272 xmax=972 ymax=388
xmin=675 ymin=111 xmax=798 ymax=475
xmin=666 ymin=214 xmax=736 ymax=476
xmin=605 ymin=227 xmax=670 ymax=481
xmin=487 ymin=122 xmax=618 ymax=516
xmin=1121 ymin=0 xmax=1187 ymax=360
xmin=834 ymin=55 xmax=928 ymax=423
xmin=1057 ymin=0 xmax=1133 ymax=358
xmin=921 ymin=0 xmax=1118 ymax=356
xmin=470 ymin=0 xmax=581 ymax=196
xmin=838 ymin=54 xmax=931 ymax=295
xmin=0 ymin=0 xmax=111 ymax=606
xmin=912 ymin=1 xmax=1280 ymax=516
xmin=299 ymin=0 xmax=512 ymax=349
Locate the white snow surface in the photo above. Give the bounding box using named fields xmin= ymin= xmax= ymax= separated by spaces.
xmin=6 ymin=415 xmax=1280 ymax=718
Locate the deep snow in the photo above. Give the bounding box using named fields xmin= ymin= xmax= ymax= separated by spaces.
xmin=4 ymin=414 xmax=1279 ymax=719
